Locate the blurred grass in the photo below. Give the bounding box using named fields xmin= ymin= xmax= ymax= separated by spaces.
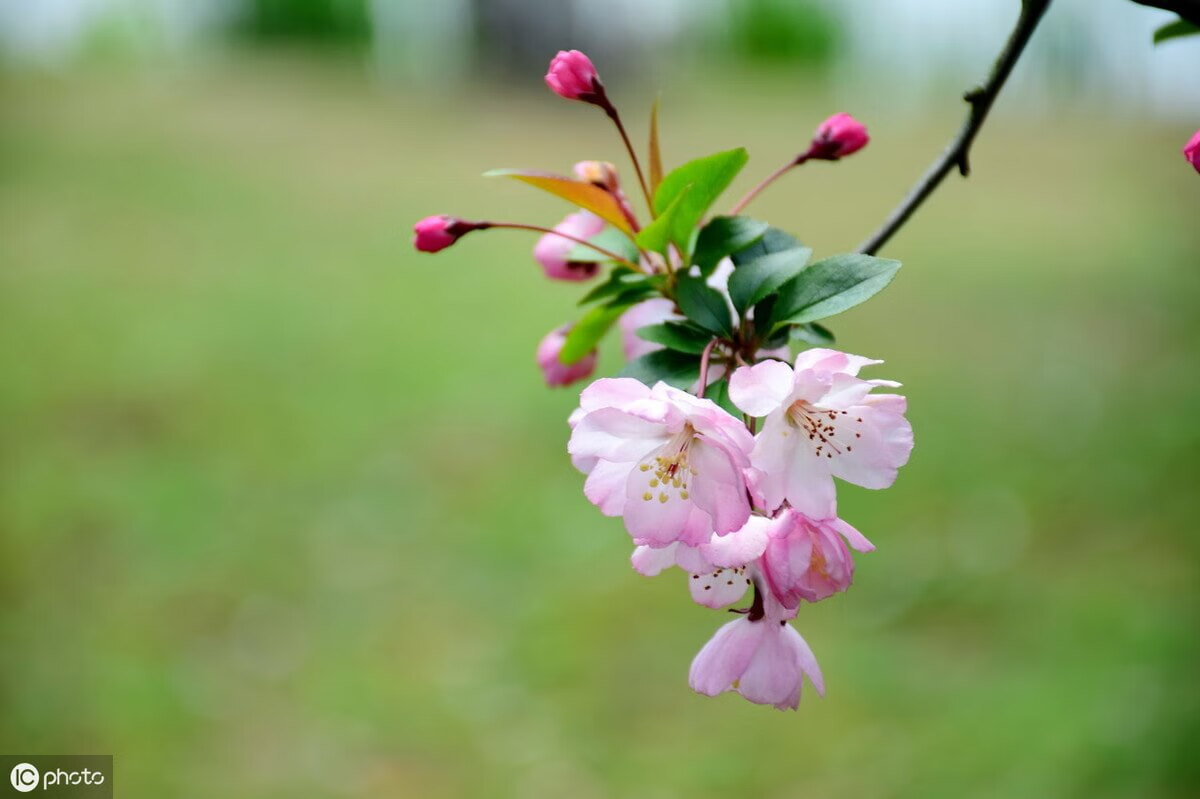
xmin=1 ymin=55 xmax=1199 ymax=798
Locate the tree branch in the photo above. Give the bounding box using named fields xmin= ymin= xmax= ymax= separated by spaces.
xmin=1129 ymin=0 xmax=1200 ymax=26
xmin=857 ymin=0 xmax=1054 ymax=256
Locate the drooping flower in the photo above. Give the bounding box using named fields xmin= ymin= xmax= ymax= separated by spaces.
xmin=545 ymin=50 xmax=603 ymax=103
xmin=536 ymin=326 xmax=597 ymax=387
xmin=631 ymin=516 xmax=771 ymax=608
xmin=759 ymin=508 xmax=874 ymax=608
xmin=534 ymin=211 xmax=607 ymax=281
xmin=1185 ymin=129 xmax=1200 ymax=174
xmin=568 ymin=378 xmax=756 ymax=547
xmin=688 ymin=583 xmax=824 ymax=710
xmin=729 ymin=349 xmax=913 ymax=518
xmin=413 ymin=215 xmax=481 ymax=253
xmin=809 ymin=112 xmax=870 ymax=160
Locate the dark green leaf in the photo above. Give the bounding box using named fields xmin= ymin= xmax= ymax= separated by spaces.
xmin=566 ymin=227 xmax=640 ymax=263
xmin=636 ymin=188 xmax=691 ymax=255
xmin=620 ymin=349 xmax=701 ymax=390
xmin=769 ymin=254 xmax=901 ymax=334
xmin=1153 ymin=18 xmax=1200 ymax=43
xmin=559 ymin=304 xmax=625 ymax=364
xmin=636 ymin=321 xmax=713 ymax=355
xmin=731 ymin=227 xmax=802 ymax=266
xmin=653 ymin=148 xmax=749 ymax=253
xmin=789 ymin=322 xmax=836 ymax=347
xmin=727 ymin=245 xmax=813 ymax=314
xmin=693 ymin=216 xmax=769 ymax=276
xmin=577 ymin=268 xmax=658 ymax=306
xmin=674 ymin=275 xmax=733 ymax=337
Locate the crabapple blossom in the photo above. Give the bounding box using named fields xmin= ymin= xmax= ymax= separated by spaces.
xmin=809 ymin=112 xmax=870 ymax=160
xmin=631 ymin=516 xmax=771 ymax=608
xmin=689 ymin=585 xmax=824 ymax=710
xmin=729 ymin=349 xmax=913 ymax=518
xmin=533 ymin=211 xmax=606 ymax=281
xmin=618 ymin=298 xmax=679 ymax=360
xmin=536 ymin=326 xmax=597 ymax=387
xmin=568 ymin=378 xmax=756 ymax=547
xmin=545 ymin=50 xmax=602 ymax=103
xmin=1185 ymin=129 xmax=1200 ymax=174
xmin=759 ymin=508 xmax=874 ymax=609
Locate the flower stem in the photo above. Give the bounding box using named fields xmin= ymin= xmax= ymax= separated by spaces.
xmin=485 ymin=222 xmax=642 ymax=270
xmin=603 ymin=103 xmax=656 ymax=218
xmin=729 ymin=154 xmax=808 ymax=216
xmin=697 ymin=338 xmax=720 ymax=397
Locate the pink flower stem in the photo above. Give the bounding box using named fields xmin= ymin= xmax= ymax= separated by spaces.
xmin=483 ymin=222 xmax=642 ymax=271
xmin=729 ymin=154 xmax=810 ymax=216
xmin=696 ymin=338 xmax=720 ymax=397
xmin=601 ymin=102 xmax=656 ymax=218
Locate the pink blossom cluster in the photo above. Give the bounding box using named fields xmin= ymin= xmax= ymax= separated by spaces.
xmin=413 ymin=49 xmax=905 ymax=710
xmin=569 ymin=349 xmax=910 ymax=709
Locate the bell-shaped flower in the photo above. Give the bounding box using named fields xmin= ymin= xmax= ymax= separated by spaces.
xmin=688 ymin=586 xmax=824 ymax=711
xmin=729 ymin=349 xmax=913 ymax=517
xmin=568 ymin=378 xmax=756 ymax=547
xmin=759 ymin=507 xmax=873 ymax=609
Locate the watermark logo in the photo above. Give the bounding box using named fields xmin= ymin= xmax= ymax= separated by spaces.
xmin=1 ymin=757 xmax=110 ymax=797
xmin=9 ymin=765 xmax=38 ymax=793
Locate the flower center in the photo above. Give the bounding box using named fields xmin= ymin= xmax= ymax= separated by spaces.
xmin=785 ymin=400 xmax=863 ymax=460
xmin=637 ymin=425 xmax=696 ymax=503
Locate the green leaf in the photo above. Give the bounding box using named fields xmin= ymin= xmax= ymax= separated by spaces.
xmin=704 ymin=378 xmax=741 ymax=417
xmin=731 ymin=227 xmax=802 ymax=266
xmin=560 ymin=304 xmax=625 ymax=364
xmin=674 ymin=275 xmax=733 ymax=337
xmin=484 ymin=169 xmax=634 ymax=236
xmin=727 ymin=245 xmax=813 ymax=314
xmin=768 ymin=254 xmax=901 ymax=334
xmin=636 ymin=321 xmax=713 ymax=355
xmin=1153 ymin=18 xmax=1200 ymax=44
xmin=693 ymin=216 xmax=769 ymax=276
xmin=620 ymin=349 xmax=701 ymax=390
xmin=636 ymin=187 xmax=691 ymax=255
xmin=653 ymin=148 xmax=749 ymax=253
xmin=566 ymin=227 xmax=640 ymax=263
xmin=789 ymin=322 xmax=836 ymax=347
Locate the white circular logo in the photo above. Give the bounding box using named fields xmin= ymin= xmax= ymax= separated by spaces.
xmin=9 ymin=763 xmax=38 ymax=793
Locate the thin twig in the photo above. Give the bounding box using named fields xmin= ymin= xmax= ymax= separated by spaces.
xmin=697 ymin=338 xmax=720 ymax=397
xmin=857 ymin=0 xmax=1054 ymax=256
xmin=488 ymin=222 xmax=643 ymax=271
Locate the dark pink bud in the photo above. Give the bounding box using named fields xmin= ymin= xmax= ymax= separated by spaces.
xmin=537 ymin=326 xmax=597 ymax=387
xmin=412 ymin=215 xmax=481 ymax=253
xmin=1185 ymin=129 xmax=1200 ymax=174
xmin=809 ymin=112 xmax=870 ymax=161
xmin=545 ymin=50 xmax=603 ymax=103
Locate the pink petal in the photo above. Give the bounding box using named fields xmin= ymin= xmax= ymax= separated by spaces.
xmin=688 ymin=440 xmax=752 ymax=535
xmin=701 ymin=515 xmax=771 ymax=568
xmin=688 ymin=618 xmax=763 ymax=697
xmin=689 ymin=564 xmax=752 ymax=608
xmin=729 ymin=359 xmax=795 ymax=417
xmin=737 ymin=624 xmax=803 ymax=709
xmin=584 ymin=459 xmax=634 ymax=516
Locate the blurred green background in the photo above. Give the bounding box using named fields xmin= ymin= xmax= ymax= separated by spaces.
xmin=2 ymin=2 xmax=1199 ymax=798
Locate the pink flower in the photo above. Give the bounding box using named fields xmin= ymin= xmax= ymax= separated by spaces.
xmin=631 ymin=516 xmax=771 ymax=609
xmin=413 ymin=215 xmax=478 ymax=253
xmin=568 ymin=378 xmax=756 ymax=547
xmin=688 ymin=586 xmax=824 ymax=710
xmin=545 ymin=50 xmax=602 ymax=103
xmin=537 ymin=326 xmax=597 ymax=387
xmin=809 ymin=112 xmax=869 ymax=160
xmin=729 ymin=349 xmax=913 ymax=518
xmin=1185 ymin=129 xmax=1200 ymax=174
xmin=759 ymin=508 xmax=874 ymax=609
xmin=534 ymin=211 xmax=606 ymax=281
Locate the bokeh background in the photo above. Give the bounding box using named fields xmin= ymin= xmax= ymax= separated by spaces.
xmin=2 ymin=1 xmax=1199 ymax=797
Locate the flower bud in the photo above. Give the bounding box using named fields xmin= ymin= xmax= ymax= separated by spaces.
xmin=533 ymin=211 xmax=606 ymax=281
xmin=808 ymin=112 xmax=869 ymax=161
xmin=545 ymin=50 xmax=604 ymax=103
xmin=1185 ymin=129 xmax=1200 ymax=174
xmin=537 ymin=326 xmax=597 ymax=387
xmin=412 ymin=215 xmax=481 ymax=253
xmin=573 ymin=160 xmax=620 ymax=191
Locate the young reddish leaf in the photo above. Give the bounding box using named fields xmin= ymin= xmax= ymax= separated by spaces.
xmin=484 ymin=169 xmax=635 ymax=236
xmin=649 ymin=97 xmax=664 ymax=196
